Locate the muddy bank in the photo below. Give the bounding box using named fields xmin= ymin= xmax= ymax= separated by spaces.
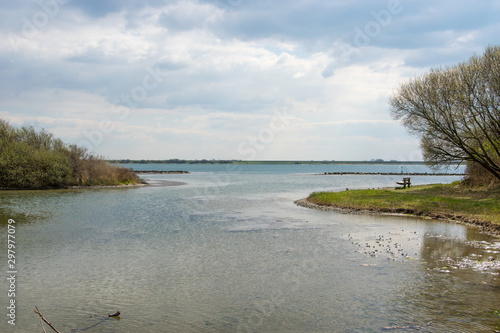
xmin=1 ymin=180 xmax=187 ymax=191
xmin=0 ymin=183 xmax=149 ymax=191
xmin=68 ymin=183 xmax=148 ymax=189
xmin=294 ymin=198 xmax=500 ymax=236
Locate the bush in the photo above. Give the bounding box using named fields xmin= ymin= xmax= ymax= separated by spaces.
xmin=464 ymin=161 xmax=500 ymax=188
xmin=81 ymin=157 xmax=141 ymax=186
xmin=0 ymin=119 xmax=141 ymax=189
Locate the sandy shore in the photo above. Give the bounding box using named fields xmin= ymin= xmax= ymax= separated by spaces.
xmin=145 ymin=179 xmax=187 ymax=187
xmin=56 ymin=179 xmax=187 ymax=189
xmin=136 ymin=170 xmax=189 ymax=174
xmin=294 ymin=198 xmax=500 ymax=236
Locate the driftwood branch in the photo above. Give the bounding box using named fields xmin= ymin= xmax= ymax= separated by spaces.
xmin=108 ymin=310 xmax=120 ymax=317
xmin=34 ymin=306 xmax=121 ymax=333
xmin=34 ymin=307 xmax=62 ymax=333
xmin=39 ymin=315 xmax=47 ymax=333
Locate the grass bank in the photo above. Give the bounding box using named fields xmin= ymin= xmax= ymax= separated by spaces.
xmin=299 ymin=182 xmax=500 ymax=234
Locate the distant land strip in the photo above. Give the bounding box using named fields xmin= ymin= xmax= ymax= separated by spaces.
xmin=109 ymin=159 xmax=430 ymax=165
xmin=319 ymin=172 xmax=464 ymax=176
xmin=136 ymin=170 xmax=190 ymax=174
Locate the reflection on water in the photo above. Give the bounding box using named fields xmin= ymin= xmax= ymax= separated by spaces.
xmin=342 ymin=220 xmax=500 ymax=331
xmin=0 ymin=166 xmax=498 ymax=332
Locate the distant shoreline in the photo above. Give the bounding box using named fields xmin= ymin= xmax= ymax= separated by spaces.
xmin=109 ymin=159 xmax=431 ymax=165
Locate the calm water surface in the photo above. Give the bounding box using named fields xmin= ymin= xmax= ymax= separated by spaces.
xmin=1 ymin=164 xmax=499 ymax=332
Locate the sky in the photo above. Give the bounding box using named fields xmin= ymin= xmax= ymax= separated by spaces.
xmin=0 ymin=0 xmax=499 ymax=161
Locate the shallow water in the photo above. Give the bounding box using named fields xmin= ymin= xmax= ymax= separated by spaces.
xmin=1 ymin=164 xmax=499 ymax=332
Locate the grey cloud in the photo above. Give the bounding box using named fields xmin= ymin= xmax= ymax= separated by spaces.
xmin=65 ymin=0 xmax=167 ymax=17
xmin=158 ymin=2 xmax=219 ymax=31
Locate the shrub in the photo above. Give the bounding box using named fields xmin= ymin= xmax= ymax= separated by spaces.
xmin=464 ymin=161 xmax=500 ymax=188
xmin=0 ymin=119 xmax=141 ymax=189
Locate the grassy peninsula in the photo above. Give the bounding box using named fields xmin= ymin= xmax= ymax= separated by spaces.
xmin=299 ymin=182 xmax=500 ymax=234
xmin=0 ymin=119 xmax=141 ymax=189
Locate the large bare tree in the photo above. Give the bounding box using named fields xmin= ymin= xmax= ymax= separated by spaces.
xmin=389 ymin=45 xmax=500 ymax=181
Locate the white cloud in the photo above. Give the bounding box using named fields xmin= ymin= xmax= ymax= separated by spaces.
xmin=0 ymin=0 xmax=497 ymax=160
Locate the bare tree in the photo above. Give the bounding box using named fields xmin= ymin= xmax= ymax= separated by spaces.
xmin=389 ymin=45 xmax=500 ymax=181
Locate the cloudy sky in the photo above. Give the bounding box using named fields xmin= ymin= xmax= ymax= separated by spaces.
xmin=1 ymin=0 xmax=499 ymax=160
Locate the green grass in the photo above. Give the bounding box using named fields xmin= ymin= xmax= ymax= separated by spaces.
xmin=307 ymin=182 xmax=500 ymax=225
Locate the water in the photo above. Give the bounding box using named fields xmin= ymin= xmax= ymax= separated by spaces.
xmin=1 ymin=164 xmax=500 ymax=332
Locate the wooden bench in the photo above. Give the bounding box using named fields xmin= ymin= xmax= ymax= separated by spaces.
xmin=396 ymin=177 xmax=411 ymax=189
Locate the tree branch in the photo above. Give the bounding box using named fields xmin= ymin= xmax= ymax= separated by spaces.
xmin=34 ymin=307 xmax=62 ymax=333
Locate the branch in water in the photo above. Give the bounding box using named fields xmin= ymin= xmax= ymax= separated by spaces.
xmin=34 ymin=306 xmax=121 ymax=333
xmin=108 ymin=311 xmax=120 ymax=317
xmin=34 ymin=307 xmax=62 ymax=333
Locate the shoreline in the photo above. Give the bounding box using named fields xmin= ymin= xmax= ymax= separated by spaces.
xmin=294 ymin=198 xmax=500 ymax=236
xmin=318 ymin=172 xmax=464 ymax=176
xmin=143 ymin=179 xmax=187 ymax=187
xmin=0 ymin=179 xmax=188 ymax=191
xmin=0 ymin=183 xmax=148 ymax=191
xmin=135 ymin=170 xmax=190 ymax=174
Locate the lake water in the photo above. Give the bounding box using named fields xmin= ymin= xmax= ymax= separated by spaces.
xmin=1 ymin=164 xmax=500 ymax=332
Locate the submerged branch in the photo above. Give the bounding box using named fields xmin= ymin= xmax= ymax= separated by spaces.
xmin=34 ymin=307 xmax=62 ymax=333
xmin=39 ymin=316 xmax=47 ymax=333
xmin=34 ymin=307 xmax=121 ymax=333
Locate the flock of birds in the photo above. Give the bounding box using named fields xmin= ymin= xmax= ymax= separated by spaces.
xmin=343 ymin=230 xmax=422 ymax=262
xmin=342 ymin=230 xmax=500 ymax=275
